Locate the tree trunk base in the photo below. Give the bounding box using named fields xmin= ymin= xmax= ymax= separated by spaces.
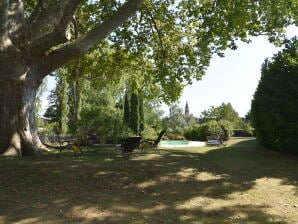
xmin=0 ymin=81 xmax=48 ymax=156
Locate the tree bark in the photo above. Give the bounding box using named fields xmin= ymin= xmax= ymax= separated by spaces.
xmin=0 ymin=79 xmax=45 ymax=156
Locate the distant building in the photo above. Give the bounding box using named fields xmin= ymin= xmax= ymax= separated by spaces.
xmin=185 ymin=102 xmax=189 ymax=116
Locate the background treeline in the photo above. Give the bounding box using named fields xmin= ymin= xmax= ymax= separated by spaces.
xmin=39 ymin=76 xmax=253 ymax=144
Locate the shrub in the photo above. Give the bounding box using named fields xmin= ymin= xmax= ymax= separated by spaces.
xmin=251 ymin=38 xmax=298 ymax=154
xmin=184 ymin=125 xmax=200 ymax=140
xmin=218 ymin=119 xmax=234 ymax=139
xmin=233 ymin=128 xmax=254 ymax=137
xmin=166 ymin=133 xmax=177 ymax=140
xmin=200 ymin=120 xmax=222 ymax=139
xmin=141 ymin=127 xmax=160 ymax=140
xmin=184 ymin=119 xmax=234 ymax=141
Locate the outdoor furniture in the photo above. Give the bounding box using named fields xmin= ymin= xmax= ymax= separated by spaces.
xmin=206 ymin=134 xmax=227 ymax=146
xmin=140 ymin=129 xmax=166 ymax=154
xmin=87 ymin=134 xmax=121 ymax=152
xmin=119 ymin=136 xmax=142 ymax=158
xmin=56 ymin=138 xmax=83 ymax=157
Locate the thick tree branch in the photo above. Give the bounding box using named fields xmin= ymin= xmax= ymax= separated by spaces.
xmin=30 ymin=0 xmax=77 ymax=39
xmin=30 ymin=0 xmax=81 ymax=56
xmin=8 ymin=0 xmax=30 ymax=50
xmin=27 ymin=0 xmax=50 ymax=25
xmin=41 ymin=0 xmax=145 ymax=75
xmin=0 ymin=0 xmax=9 ymax=38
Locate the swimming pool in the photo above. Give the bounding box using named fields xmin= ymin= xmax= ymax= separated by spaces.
xmin=159 ymin=140 xmax=206 ymax=148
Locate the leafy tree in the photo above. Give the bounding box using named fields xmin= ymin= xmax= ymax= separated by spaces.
xmin=199 ymin=106 xmax=217 ymax=122
xmin=0 ymin=0 xmax=297 ymax=155
xmin=79 ymin=104 xmax=125 ymax=143
xmin=251 ymin=38 xmax=298 ymax=153
xmin=77 ymin=82 xmax=126 ymax=142
xmin=143 ymin=100 xmax=163 ymax=130
xmin=215 ymin=103 xmax=240 ymax=123
xmin=200 ymin=103 xmax=243 ymax=128
xmin=163 ymin=104 xmax=187 ymax=132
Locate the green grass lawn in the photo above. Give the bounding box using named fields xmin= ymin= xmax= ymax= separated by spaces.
xmin=0 ymin=138 xmax=297 ymax=224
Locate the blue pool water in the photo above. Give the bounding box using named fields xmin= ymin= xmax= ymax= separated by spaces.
xmin=160 ymin=140 xmax=190 ymax=145
xmin=160 ymin=140 xmax=205 ymax=147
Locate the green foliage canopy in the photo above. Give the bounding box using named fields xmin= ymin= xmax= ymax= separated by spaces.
xmin=25 ymin=0 xmax=298 ymax=103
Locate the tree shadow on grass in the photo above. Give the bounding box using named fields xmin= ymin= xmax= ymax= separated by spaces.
xmin=0 ymin=138 xmax=297 ymax=223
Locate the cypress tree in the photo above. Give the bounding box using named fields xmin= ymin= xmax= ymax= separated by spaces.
xmin=57 ymin=74 xmax=69 ymax=134
xmin=251 ymin=38 xmax=298 ymax=153
xmin=139 ymin=97 xmax=145 ymax=133
xmin=123 ymin=91 xmax=130 ymax=125
xmin=130 ymin=92 xmax=140 ymax=134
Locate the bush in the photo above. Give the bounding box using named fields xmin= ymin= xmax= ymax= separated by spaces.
xmin=78 ymin=105 xmax=130 ymax=143
xmin=141 ymin=127 xmax=160 ymax=140
xmin=233 ymin=129 xmax=254 ymax=137
xmin=218 ymin=119 xmax=234 ymax=139
xmin=200 ymin=120 xmax=222 ymax=139
xmin=251 ymin=38 xmax=298 ymax=154
xmin=166 ymin=133 xmax=177 ymax=140
xmin=184 ymin=119 xmax=234 ymax=141
xmin=184 ymin=125 xmax=200 ymax=140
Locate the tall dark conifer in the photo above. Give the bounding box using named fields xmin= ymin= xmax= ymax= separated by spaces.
xmin=139 ymin=96 xmax=144 ymax=133
xmin=123 ymin=91 xmax=130 ymax=125
xmin=57 ymin=75 xmax=69 ymax=134
xmin=130 ymin=93 xmax=139 ymax=134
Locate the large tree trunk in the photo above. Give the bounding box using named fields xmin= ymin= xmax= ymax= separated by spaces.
xmin=0 ymin=0 xmax=144 ymax=156
xmin=0 ymin=79 xmax=45 ymax=156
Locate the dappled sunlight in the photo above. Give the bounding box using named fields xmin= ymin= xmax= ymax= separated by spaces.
xmin=13 ymin=217 xmax=40 ymax=224
xmin=176 ymin=167 xmax=197 ymax=178
xmin=176 ymin=196 xmax=223 ymax=210
xmin=69 ymin=205 xmax=111 ymax=221
xmin=104 ymin=158 xmax=115 ymax=162
xmin=137 ymin=153 xmax=162 ymax=160
xmin=51 ymin=199 xmax=70 ymax=208
xmin=194 ymin=171 xmax=227 ymax=182
xmin=0 ymin=138 xmax=297 ymax=223
xmin=94 ymin=171 xmax=111 ymax=177
xmin=136 ymin=180 xmax=157 ymax=189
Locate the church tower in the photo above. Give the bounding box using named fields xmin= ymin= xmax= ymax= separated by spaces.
xmin=185 ymin=102 xmax=189 ymax=116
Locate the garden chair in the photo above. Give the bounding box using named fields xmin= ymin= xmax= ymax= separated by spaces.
xmin=52 ymin=131 xmax=83 ymax=157
xmin=140 ymin=129 xmax=166 ymax=154
xmin=56 ymin=139 xmax=83 ymax=157
xmin=119 ymin=136 xmax=142 ymax=159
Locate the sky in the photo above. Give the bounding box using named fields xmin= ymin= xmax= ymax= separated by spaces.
xmin=41 ymin=26 xmax=298 ymax=117
xmin=166 ymin=26 xmax=298 ymax=118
